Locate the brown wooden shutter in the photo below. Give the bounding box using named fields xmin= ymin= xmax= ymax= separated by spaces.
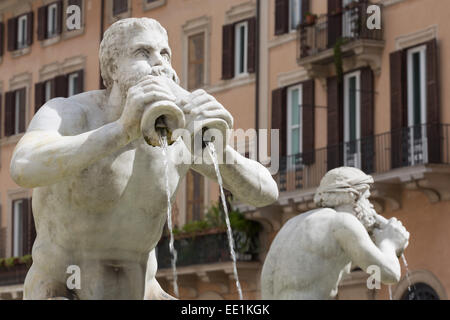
xmin=302 ymin=79 xmax=315 ymax=165
xmin=35 ymin=82 xmax=45 ymax=112
xmin=113 ymin=0 xmax=128 ymax=15
xmin=7 ymin=18 xmax=17 ymax=51
xmin=301 ymin=0 xmax=310 ymax=22
xmin=425 ymin=39 xmax=441 ymax=164
xmin=327 ymin=76 xmax=343 ymax=170
xmin=247 ymin=17 xmax=256 ymax=74
xmin=37 ymin=6 xmax=47 ymax=40
xmin=5 ymin=91 xmax=15 ymax=136
xmin=55 ymin=75 xmax=68 ymax=97
xmin=76 ymin=69 xmax=84 ymax=93
xmin=390 ymin=50 xmax=407 ymax=169
xmin=360 ymin=67 xmax=374 ymax=173
xmin=327 ymin=0 xmax=342 ymax=48
xmin=272 ymin=87 xmax=287 ymax=157
xmin=0 ymin=93 xmax=2 ymax=138
xmin=18 ymin=88 xmax=26 ymax=133
xmin=26 ymin=12 xmax=34 ymax=46
xmin=222 ymin=24 xmax=235 ymax=80
xmin=275 ymin=0 xmax=289 ymax=35
xmin=0 ymin=22 xmax=4 ymax=56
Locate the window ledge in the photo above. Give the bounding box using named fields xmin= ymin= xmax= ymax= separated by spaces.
xmin=62 ymin=26 xmax=86 ymax=40
xmin=41 ymin=35 xmax=61 ymax=48
xmin=143 ymin=0 xmax=166 ymax=11
xmin=205 ymin=73 xmax=255 ymax=94
xmin=11 ymin=47 xmax=31 ymax=59
xmin=268 ymin=32 xmax=297 ymax=49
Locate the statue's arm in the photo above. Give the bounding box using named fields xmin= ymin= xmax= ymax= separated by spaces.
xmin=191 ymin=145 xmax=279 ymax=207
xmin=333 ymin=213 xmax=401 ymax=284
xmin=10 ymin=99 xmax=131 ymax=188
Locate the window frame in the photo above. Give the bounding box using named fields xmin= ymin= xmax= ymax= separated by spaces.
xmin=17 ymin=15 xmax=28 ymax=49
xmin=287 ymin=84 xmax=303 ymax=156
xmin=187 ymin=32 xmax=206 ymax=90
xmin=407 ymin=44 xmax=427 ymax=165
xmin=234 ymin=20 xmax=249 ymax=77
xmin=12 ymin=199 xmax=24 ymax=257
xmin=67 ymin=72 xmax=79 ymax=96
xmin=343 ymin=70 xmax=362 ymax=168
xmin=289 ymin=0 xmax=302 ymax=32
xmin=47 ymin=3 xmax=58 ymax=38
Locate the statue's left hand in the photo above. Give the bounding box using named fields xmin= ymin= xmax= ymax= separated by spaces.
xmin=182 ymin=89 xmax=234 ymax=131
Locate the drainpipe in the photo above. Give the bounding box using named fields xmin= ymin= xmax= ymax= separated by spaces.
xmin=255 ymin=0 xmax=260 ymax=161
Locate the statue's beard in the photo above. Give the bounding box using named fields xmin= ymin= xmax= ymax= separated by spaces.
xmin=353 ymin=196 xmax=377 ymax=231
xmin=117 ymin=66 xmax=178 ymax=98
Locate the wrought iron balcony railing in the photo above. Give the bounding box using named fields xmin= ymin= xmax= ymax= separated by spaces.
xmin=298 ymin=2 xmax=383 ymax=60
xmin=275 ymin=123 xmax=450 ymax=193
xmin=0 ymin=264 xmax=29 ymax=286
xmin=156 ymin=229 xmax=259 ymax=269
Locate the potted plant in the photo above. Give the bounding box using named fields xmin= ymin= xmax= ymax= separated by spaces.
xmin=304 ymin=12 xmax=317 ymax=25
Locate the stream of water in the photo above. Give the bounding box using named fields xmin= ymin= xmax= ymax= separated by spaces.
xmin=159 ymin=134 xmax=179 ymax=298
xmin=401 ymin=254 xmax=415 ymax=299
xmin=207 ymin=142 xmax=243 ymax=300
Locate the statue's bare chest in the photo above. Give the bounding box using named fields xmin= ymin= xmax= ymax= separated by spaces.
xmin=67 ymin=138 xmax=186 ymax=214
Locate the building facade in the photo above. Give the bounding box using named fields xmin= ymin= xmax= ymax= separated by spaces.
xmin=0 ymin=0 xmax=449 ymax=300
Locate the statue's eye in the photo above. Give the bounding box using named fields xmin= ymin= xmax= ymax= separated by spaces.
xmin=136 ymin=49 xmax=149 ymax=58
xmin=161 ymin=49 xmax=170 ymax=61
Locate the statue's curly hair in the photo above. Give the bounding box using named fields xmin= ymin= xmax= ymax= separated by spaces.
xmin=99 ymin=18 xmax=168 ymax=90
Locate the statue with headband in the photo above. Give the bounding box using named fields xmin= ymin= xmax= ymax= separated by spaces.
xmin=261 ymin=167 xmax=410 ymax=299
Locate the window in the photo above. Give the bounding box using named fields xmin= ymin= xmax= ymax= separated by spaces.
xmin=343 ymin=70 xmax=361 ymax=168
xmin=407 ymin=45 xmax=427 ymax=164
xmin=45 ymin=80 xmax=53 ymax=102
xmin=222 ymin=18 xmax=256 ymax=79
xmin=188 ymin=33 xmax=205 ymax=90
xmin=17 ymin=15 xmax=28 ymax=49
xmin=4 ymin=88 xmax=26 ymax=137
xmin=287 ymin=84 xmax=302 ymax=156
xmin=289 ymin=0 xmax=303 ymax=31
xmin=47 ymin=3 xmax=58 ymax=38
xmin=12 ymin=199 xmax=24 ymax=257
xmin=36 ymin=70 xmax=84 ymax=109
xmin=401 ymin=283 xmax=439 ymax=300
xmin=68 ymin=72 xmax=79 ymax=96
xmin=234 ymin=21 xmax=248 ymax=77
xmin=342 ymin=0 xmax=360 ymax=38
xmin=113 ymin=0 xmax=128 ymax=15
xmin=7 ymin=12 xmax=33 ymax=52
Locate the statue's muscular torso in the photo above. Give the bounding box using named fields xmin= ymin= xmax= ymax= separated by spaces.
xmin=25 ymin=91 xmax=190 ymax=299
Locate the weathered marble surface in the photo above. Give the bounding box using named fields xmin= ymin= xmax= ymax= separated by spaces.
xmin=10 ymin=18 xmax=278 ymax=300
xmin=261 ymin=167 xmax=409 ymax=300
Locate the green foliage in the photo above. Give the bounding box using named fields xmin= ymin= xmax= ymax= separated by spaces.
xmin=334 ymin=37 xmax=346 ymax=82
xmin=169 ymin=200 xmax=261 ymax=254
xmin=0 ymin=254 xmax=32 ymax=268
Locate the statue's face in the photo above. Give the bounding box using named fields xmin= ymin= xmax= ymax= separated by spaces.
xmin=114 ymin=28 xmax=174 ymax=94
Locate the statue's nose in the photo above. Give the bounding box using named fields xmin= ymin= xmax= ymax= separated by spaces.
xmin=150 ymin=53 xmax=163 ymax=67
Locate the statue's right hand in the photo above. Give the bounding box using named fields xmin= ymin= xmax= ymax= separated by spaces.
xmin=372 ymin=217 xmax=410 ymax=257
xmin=118 ymin=75 xmax=177 ymax=142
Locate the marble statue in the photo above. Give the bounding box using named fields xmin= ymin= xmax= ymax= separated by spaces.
xmin=10 ymin=18 xmax=278 ymax=300
xmin=261 ymin=167 xmax=410 ymax=300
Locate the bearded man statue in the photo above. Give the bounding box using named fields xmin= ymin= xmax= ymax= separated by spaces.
xmin=261 ymin=167 xmax=410 ymax=299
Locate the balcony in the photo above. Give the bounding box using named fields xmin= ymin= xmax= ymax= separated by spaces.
xmin=156 ymin=227 xmax=261 ymax=298
xmin=298 ymin=2 xmax=384 ymax=78
xmin=270 ymin=123 xmax=450 ymax=215
xmin=156 ymin=229 xmax=258 ymax=269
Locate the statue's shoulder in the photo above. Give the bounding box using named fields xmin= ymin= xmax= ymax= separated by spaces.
xmin=66 ymin=90 xmax=107 ymax=110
